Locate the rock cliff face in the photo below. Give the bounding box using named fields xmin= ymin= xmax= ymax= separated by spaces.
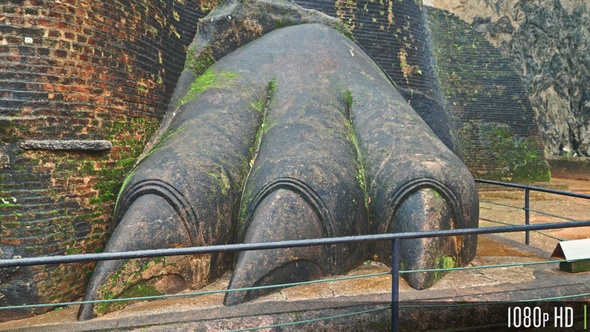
xmin=430 ymin=0 xmax=590 ymax=156
xmin=426 ymin=7 xmax=549 ymax=181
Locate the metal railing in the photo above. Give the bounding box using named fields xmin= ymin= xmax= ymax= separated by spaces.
xmin=1 ymin=180 xmax=590 ymax=331
xmin=476 ymin=179 xmax=590 ymax=245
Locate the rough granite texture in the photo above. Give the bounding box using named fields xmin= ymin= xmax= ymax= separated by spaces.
xmin=431 ymin=0 xmax=590 ymax=157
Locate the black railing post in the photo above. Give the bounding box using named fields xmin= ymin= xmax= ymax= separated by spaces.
xmin=524 ymin=188 xmax=530 ymax=245
xmin=391 ymin=238 xmax=400 ymax=332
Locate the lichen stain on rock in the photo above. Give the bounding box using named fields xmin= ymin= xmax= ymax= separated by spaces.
xmin=198 ymin=0 xmax=221 ymax=12
xmin=185 ymin=47 xmax=217 ymax=77
xmin=94 ymin=254 xmax=211 ymax=316
xmin=242 ymin=18 xmax=264 ymax=37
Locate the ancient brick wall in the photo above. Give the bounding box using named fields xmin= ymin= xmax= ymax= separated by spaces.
xmin=294 ymin=0 xmax=549 ymax=182
xmin=0 ymin=0 xmax=213 ymax=320
xmin=295 ymin=0 xmax=443 ymax=102
xmin=430 ymin=0 xmax=590 ymax=158
xmin=427 ymin=7 xmax=549 ymax=181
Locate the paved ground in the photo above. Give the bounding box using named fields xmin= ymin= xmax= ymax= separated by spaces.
xmin=1 ymin=177 xmax=589 ymax=331
xmin=479 ymin=177 xmax=590 ymax=252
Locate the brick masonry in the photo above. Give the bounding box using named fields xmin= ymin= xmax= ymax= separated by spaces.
xmin=293 ymin=0 xmax=549 ymax=182
xmin=427 ymin=7 xmax=550 ymax=181
xmin=0 ymin=0 xmax=216 ymax=321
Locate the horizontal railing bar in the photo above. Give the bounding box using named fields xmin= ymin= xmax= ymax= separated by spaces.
xmin=528 ymin=208 xmax=576 ymax=221
xmin=475 ymin=179 xmax=590 ymax=199
xmin=479 ymin=200 xmax=522 ymax=210
xmin=0 ymin=259 xmax=573 ymax=311
xmin=0 ymin=272 xmax=392 ymax=311
xmin=2 ymin=220 xmax=590 ymax=268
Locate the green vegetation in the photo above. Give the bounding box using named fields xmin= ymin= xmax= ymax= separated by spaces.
xmin=2 ymin=221 xmax=21 ymax=229
xmin=251 ymin=100 xmax=265 ymax=114
xmin=344 ymin=90 xmax=353 ymax=109
xmin=441 ymin=256 xmax=456 ymax=269
xmin=95 ymin=256 xmax=181 ymax=316
xmin=428 ymin=8 xmax=550 ymax=183
xmin=34 ymin=115 xmax=161 ymax=259
xmin=208 ymin=168 xmax=231 ymax=196
xmin=431 ymin=254 xmax=457 ymax=284
xmin=0 ymin=199 xmax=20 ymax=208
xmin=179 ymin=70 xmax=240 ymax=105
xmin=238 ymin=79 xmax=276 ymax=228
xmin=90 ymin=117 xmax=159 ymax=206
xmin=344 ymin=90 xmax=369 ymax=209
xmin=65 ymin=247 xmax=80 ymax=255
xmin=268 ymin=77 xmax=277 ymax=93
xmin=185 ymin=47 xmax=216 ymax=77
xmin=477 ymin=123 xmax=550 ymax=182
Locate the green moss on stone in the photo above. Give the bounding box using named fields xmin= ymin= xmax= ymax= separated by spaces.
xmin=237 ymin=79 xmax=276 ymax=230
xmin=427 ymin=8 xmax=550 ymax=183
xmin=344 ymin=91 xmax=369 ymax=209
xmin=477 ymin=123 xmax=550 ymax=182
xmin=179 ymin=70 xmax=240 ymax=105
xmin=3 ymin=221 xmax=21 ymax=229
xmin=430 ymin=254 xmax=457 ymax=285
xmin=251 ymin=100 xmax=265 ymax=114
xmin=185 ymin=47 xmax=216 ymax=76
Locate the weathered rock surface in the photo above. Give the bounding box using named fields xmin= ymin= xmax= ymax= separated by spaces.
xmin=431 ymin=0 xmax=590 ymax=157
xmin=294 ymin=0 xmax=549 ymax=180
xmin=20 ymin=140 xmax=112 ymax=152
xmin=81 ymin=19 xmax=478 ymax=318
xmin=426 ymin=7 xmax=550 ymax=181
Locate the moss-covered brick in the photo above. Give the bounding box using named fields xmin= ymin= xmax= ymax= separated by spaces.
xmin=427 ymin=7 xmax=550 ymax=183
xmin=0 ymin=0 xmax=214 ymax=321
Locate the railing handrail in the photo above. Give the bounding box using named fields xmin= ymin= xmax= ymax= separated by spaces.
xmin=3 ymin=178 xmax=590 ymax=331
xmin=2 ymin=220 xmax=590 ymax=268
xmin=475 ymin=178 xmax=590 ymax=199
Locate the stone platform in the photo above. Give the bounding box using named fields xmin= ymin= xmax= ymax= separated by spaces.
xmin=1 ymin=234 xmax=589 ymax=331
